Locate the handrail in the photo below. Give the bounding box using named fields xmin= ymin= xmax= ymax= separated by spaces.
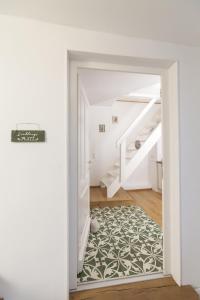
xmin=116 ymin=97 xmax=159 ymax=147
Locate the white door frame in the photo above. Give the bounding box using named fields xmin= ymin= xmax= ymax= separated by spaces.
xmin=68 ymin=55 xmax=181 ymax=290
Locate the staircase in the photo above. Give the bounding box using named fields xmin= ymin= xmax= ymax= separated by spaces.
xmin=100 ymin=98 xmax=161 ymax=198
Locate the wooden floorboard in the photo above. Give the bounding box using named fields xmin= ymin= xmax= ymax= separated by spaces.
xmin=70 ymin=277 xmax=199 ymax=300
xmin=127 ymin=189 xmax=162 ymax=227
xmin=90 ymin=187 xmax=133 ymax=202
xmin=90 ymin=187 xmax=162 ymax=227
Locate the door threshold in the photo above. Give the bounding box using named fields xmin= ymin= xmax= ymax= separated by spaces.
xmin=74 ymin=272 xmax=167 ymax=292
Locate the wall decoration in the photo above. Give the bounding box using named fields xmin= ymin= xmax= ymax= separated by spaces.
xmin=11 ymin=123 xmax=45 ymax=142
xmin=135 ymin=140 xmax=141 ymax=149
xmin=11 ymin=130 xmax=45 ymax=142
xmin=112 ymin=116 xmax=118 ymax=124
xmin=99 ymin=124 xmax=105 ymax=132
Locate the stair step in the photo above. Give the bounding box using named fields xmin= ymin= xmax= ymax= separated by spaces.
xmin=128 ymin=140 xmax=145 ymax=149
xmin=136 ymin=134 xmax=149 ymax=141
xmin=137 ymin=124 xmax=159 ymax=139
xmin=126 ymin=157 xmax=132 ymax=164
xmin=126 ymin=151 xmax=137 ymax=159
xmin=146 ymin=122 xmax=158 ymax=129
xmin=107 ymin=169 xmax=120 ymax=177
xmin=141 ymin=127 xmax=154 ymax=135
xmin=155 ymin=117 xmax=161 ymax=123
xmin=127 ymin=147 xmax=137 ymax=152
xmin=100 ymin=175 xmax=113 ymax=187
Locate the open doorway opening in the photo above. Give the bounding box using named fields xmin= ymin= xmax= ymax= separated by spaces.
xmin=77 ymin=68 xmax=163 ymax=285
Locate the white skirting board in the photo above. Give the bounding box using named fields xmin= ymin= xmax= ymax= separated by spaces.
xmin=76 ymin=272 xmax=165 ymax=291
xmin=77 ymin=216 xmax=90 ymax=274
xmin=122 ymin=183 xmax=152 ymax=190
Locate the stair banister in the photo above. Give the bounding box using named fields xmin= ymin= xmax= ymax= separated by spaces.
xmin=117 ymin=97 xmax=159 ymax=147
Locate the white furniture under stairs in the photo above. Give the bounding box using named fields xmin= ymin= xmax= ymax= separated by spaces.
xmin=100 ymin=98 xmax=162 ymax=198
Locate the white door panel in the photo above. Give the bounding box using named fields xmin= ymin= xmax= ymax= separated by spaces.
xmin=77 ymin=77 xmax=90 ymax=272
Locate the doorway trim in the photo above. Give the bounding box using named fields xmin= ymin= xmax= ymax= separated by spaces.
xmin=68 ymin=52 xmax=181 ymax=290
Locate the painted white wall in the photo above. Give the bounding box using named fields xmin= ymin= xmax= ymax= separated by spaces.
xmin=0 ymin=12 xmax=200 ymax=300
xmin=89 ymin=101 xmax=154 ymax=189
xmin=0 ymin=15 xmax=69 ymax=300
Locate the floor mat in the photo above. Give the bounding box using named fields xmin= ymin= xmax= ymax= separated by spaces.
xmin=78 ymin=205 xmax=163 ymax=283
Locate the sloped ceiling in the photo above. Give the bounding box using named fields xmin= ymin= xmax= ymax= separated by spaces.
xmin=79 ymin=68 xmax=160 ymax=106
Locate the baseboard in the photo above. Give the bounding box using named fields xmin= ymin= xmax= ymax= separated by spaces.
xmin=152 ymin=187 xmax=162 ymax=194
xmin=77 ymin=216 xmax=90 ymax=274
xmin=76 ymin=272 xmax=165 ymax=291
xmin=122 ymin=183 xmax=152 ymax=190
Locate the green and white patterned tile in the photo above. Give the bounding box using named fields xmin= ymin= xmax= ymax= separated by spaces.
xmin=78 ymin=205 xmax=163 ymax=283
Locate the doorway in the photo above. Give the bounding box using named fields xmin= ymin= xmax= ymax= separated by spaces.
xmin=68 ymin=52 xmax=180 ymax=291
xmin=78 ymin=68 xmax=163 ymax=285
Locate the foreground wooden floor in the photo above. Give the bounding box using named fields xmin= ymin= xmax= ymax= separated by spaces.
xmin=70 ymin=277 xmax=199 ymax=300
xmin=90 ymin=187 xmax=162 ymax=227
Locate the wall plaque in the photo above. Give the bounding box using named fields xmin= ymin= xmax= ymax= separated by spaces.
xmin=11 ymin=130 xmax=45 ymax=142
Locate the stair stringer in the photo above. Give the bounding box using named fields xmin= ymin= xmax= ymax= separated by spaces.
xmin=107 ymin=123 xmax=161 ymax=198
xmin=125 ymin=123 xmax=162 ymax=183
xmin=107 ymin=176 xmax=121 ymax=198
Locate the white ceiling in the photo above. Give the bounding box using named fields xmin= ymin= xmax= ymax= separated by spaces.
xmin=79 ymin=69 xmax=160 ymax=106
xmin=1 ymin=0 xmax=200 ymax=46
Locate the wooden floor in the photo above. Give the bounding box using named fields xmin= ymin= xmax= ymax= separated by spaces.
xmin=90 ymin=187 xmax=162 ymax=227
xmin=70 ymin=277 xmax=199 ymax=300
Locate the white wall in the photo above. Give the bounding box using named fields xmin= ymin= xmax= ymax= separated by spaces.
xmin=89 ymin=101 xmax=153 ymax=189
xmin=0 ymin=16 xmax=68 ymax=300
xmin=0 ymin=13 xmax=200 ymax=300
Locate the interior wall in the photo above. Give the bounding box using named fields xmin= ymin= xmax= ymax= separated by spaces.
xmin=1 ymin=13 xmax=200 ymax=300
xmin=0 ymin=15 xmax=69 ymax=300
xmin=89 ymin=101 xmax=153 ymax=189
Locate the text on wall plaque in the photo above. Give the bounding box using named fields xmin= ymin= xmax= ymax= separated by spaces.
xmin=11 ymin=130 xmax=45 ymax=142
